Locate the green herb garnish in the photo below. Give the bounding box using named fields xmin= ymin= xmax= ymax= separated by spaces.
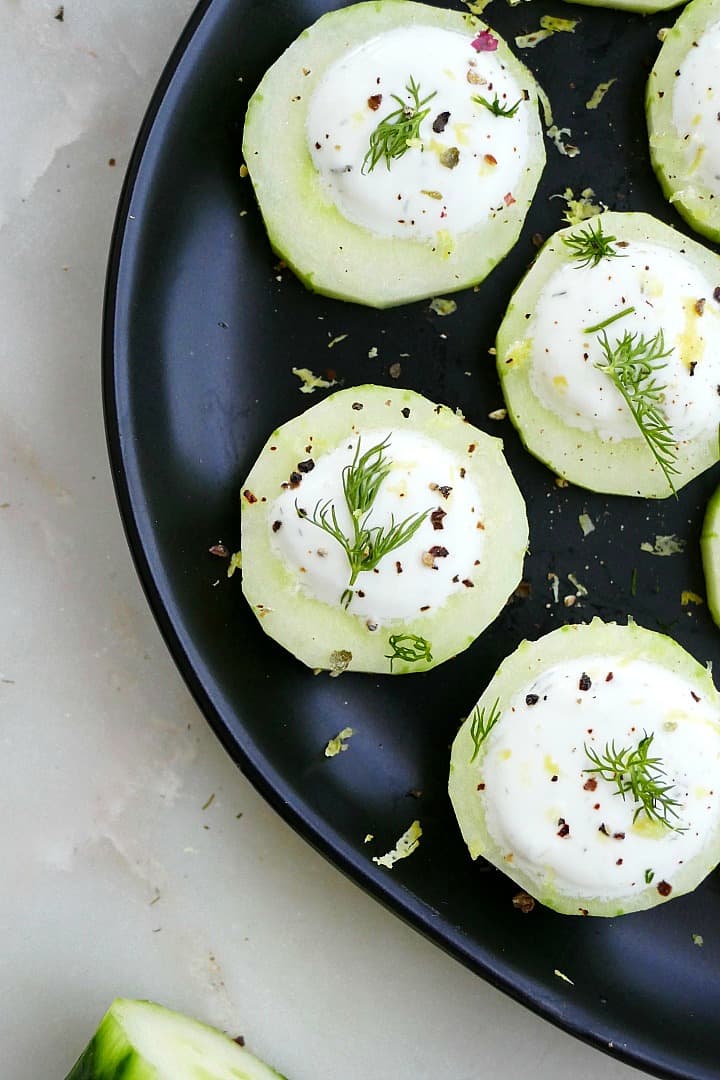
xmin=362 ymin=76 xmax=437 ymax=174
xmin=644 ymin=868 xmax=655 ymax=884
xmin=584 ymin=732 xmax=685 ymax=831
xmin=469 ymin=698 xmax=502 ymax=762
xmin=562 ymin=219 xmax=623 ymax=268
xmin=594 ymin=327 xmax=679 ymax=494
xmin=298 ymin=435 xmax=429 ymax=609
xmin=386 ymin=633 xmax=433 ymax=672
xmin=583 ymin=305 xmax=636 ymax=335
xmin=473 ymin=93 xmax=523 ymax=118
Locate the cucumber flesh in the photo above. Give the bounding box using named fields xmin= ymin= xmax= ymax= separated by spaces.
xmin=496 ymin=210 xmax=720 ymax=497
xmin=449 ymin=618 xmax=720 ymax=916
xmin=240 ymin=385 xmax=528 ymax=674
xmin=701 ymin=485 xmax=720 ymax=629
xmin=242 ymin=1 xmax=545 ymax=308
xmin=647 ymin=0 xmax=720 ymax=243
xmin=65 ymin=999 xmax=285 ymax=1080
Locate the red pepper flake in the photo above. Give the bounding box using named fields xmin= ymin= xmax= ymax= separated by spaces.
xmin=579 ymin=672 xmax=592 ymax=691
xmin=583 ymin=777 xmax=597 ymax=792
xmin=431 ymin=508 xmax=447 ymax=530
xmin=233 ymin=1035 xmax=246 ymax=1047
xmin=593 ymin=802 xmax=600 ymax=810
xmin=691 ymin=691 xmax=700 ymax=702
xmin=657 ymin=880 xmax=672 ymax=897
xmin=462 ymin=578 xmax=475 ymax=588
xmin=605 ymin=671 xmax=614 ymax=682
xmin=557 ymin=819 xmax=570 ymax=838
xmin=209 ymin=543 xmax=229 ymax=557
xmin=613 ymin=831 xmax=625 ymax=840
xmin=271 ymin=522 xmax=282 ymax=534
xmin=477 ymin=782 xmax=486 ymax=790
xmin=243 ymin=489 xmax=258 ymax=503
xmin=484 ymin=154 xmax=497 ymax=166
xmin=429 ymin=545 xmax=449 ymax=558
xmin=616 ymin=858 xmax=623 ymax=865
xmin=714 ymin=286 xmax=720 ymax=303
xmin=471 ymin=29 xmax=498 ymax=51
xmin=367 ymin=93 xmax=383 ymax=111
xmin=695 ymin=297 xmax=706 ymax=316
xmin=503 ymin=192 xmax=516 ymax=207
xmin=395 ymin=561 xmax=403 ymax=574
xmin=467 ymin=443 xmax=477 ymax=453
xmin=578 ymin=908 xmax=589 ymax=916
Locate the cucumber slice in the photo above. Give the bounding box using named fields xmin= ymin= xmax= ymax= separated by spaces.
xmin=701 ymin=484 xmax=720 ymax=628
xmin=562 ymin=0 xmax=683 ymax=14
xmin=647 ymin=0 xmax=720 ymax=243
xmin=496 ymin=210 xmax=720 ymax=498
xmin=449 ymin=618 xmax=720 ymax=917
xmin=240 ymin=385 xmax=528 ymax=674
xmin=64 ymin=999 xmax=285 ymax=1079
xmin=242 ymin=1 xmax=545 ymax=308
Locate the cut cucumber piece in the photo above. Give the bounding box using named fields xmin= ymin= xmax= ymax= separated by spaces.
xmin=242 ymin=1 xmax=545 ymax=308
xmin=240 ymin=385 xmax=528 ymax=674
xmin=449 ymin=618 xmax=720 ymax=917
xmin=562 ymin=0 xmax=683 ymax=14
xmin=496 ymin=210 xmax=720 ymax=498
xmin=647 ymin=0 xmax=720 ymax=243
xmin=701 ymin=484 xmax=720 ymax=628
xmin=64 ymin=999 xmax=285 ymax=1080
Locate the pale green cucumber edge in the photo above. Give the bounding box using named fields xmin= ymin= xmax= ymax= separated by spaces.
xmin=64 ymin=998 xmax=286 ymax=1080
xmin=563 ymin=0 xmax=685 ymax=14
xmin=647 ymin=0 xmax=720 ymax=243
xmin=701 ymin=484 xmax=720 ymax=628
xmin=240 ymin=385 xmax=528 ymax=675
xmin=241 ymin=0 xmax=546 ymax=308
xmin=496 ymin=210 xmax=720 ymax=498
xmin=449 ymin=617 xmax=720 ymax=917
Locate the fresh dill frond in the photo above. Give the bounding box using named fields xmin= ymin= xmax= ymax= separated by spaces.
xmin=297 ymin=435 xmax=430 ymax=609
xmin=583 ymin=305 xmax=635 ymax=335
xmin=473 ymin=93 xmax=523 ymax=118
xmin=386 ymin=633 xmax=433 ymax=671
xmin=561 ymin=219 xmax=623 ymax=268
xmin=362 ymin=76 xmax=437 ymax=174
xmin=584 ymin=732 xmax=685 ymax=831
xmin=594 ymin=327 xmax=679 ymax=494
xmin=469 ymin=698 xmax=502 ymax=762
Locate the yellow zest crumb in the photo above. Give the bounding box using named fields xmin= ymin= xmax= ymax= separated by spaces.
xmin=324 ymin=726 xmax=354 ymax=757
xmin=429 ymin=297 xmax=458 ymax=316
xmin=239 ymin=163 xmax=249 ymax=178
xmin=227 ymin=551 xmax=242 ymax=578
xmin=547 ymin=125 xmax=580 ymax=157
xmin=292 ymin=366 xmax=337 ymax=394
xmin=681 ymin=590 xmax=704 ymax=606
xmin=551 ymin=187 xmax=606 ymax=225
xmin=640 ymin=534 xmax=686 ymax=557
xmin=372 ymin=820 xmax=423 ymax=869
xmin=539 ymin=14 xmax=578 ymax=31
xmin=515 ymin=28 xmax=553 ymax=48
xmin=327 ymin=334 xmax=348 ymax=349
xmin=554 ymin=969 xmax=575 ymax=985
xmin=586 ymin=79 xmax=617 ymax=110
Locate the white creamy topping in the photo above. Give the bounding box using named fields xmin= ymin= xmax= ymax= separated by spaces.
xmin=482 ymin=656 xmax=720 ymax=901
xmin=529 ymin=240 xmax=720 ymax=441
xmin=270 ymin=428 xmax=485 ymax=623
xmin=307 ymin=26 xmax=532 ymax=240
xmin=671 ymin=20 xmax=720 ymax=197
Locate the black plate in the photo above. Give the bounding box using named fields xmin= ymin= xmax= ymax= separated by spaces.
xmin=104 ymin=2 xmax=720 ymax=1077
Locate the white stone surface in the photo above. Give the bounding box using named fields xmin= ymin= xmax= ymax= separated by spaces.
xmin=0 ymin=2 xmax=649 ymax=1078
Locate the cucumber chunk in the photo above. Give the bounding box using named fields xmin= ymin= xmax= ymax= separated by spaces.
xmin=563 ymin=0 xmax=683 ymax=14
xmin=647 ymin=0 xmax=720 ymax=243
xmin=449 ymin=618 xmax=720 ymax=917
xmin=701 ymin=484 xmax=720 ymax=628
xmin=496 ymin=210 xmax=720 ymax=498
xmin=242 ymin=1 xmax=545 ymax=308
xmin=64 ymin=999 xmax=285 ymax=1080
xmin=240 ymin=385 xmax=528 ymax=674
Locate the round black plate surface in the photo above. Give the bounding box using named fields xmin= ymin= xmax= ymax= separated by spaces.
xmin=104 ymin=2 xmax=720 ymax=1077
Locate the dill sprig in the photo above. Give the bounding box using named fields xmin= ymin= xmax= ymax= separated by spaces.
xmin=386 ymin=633 xmax=433 ymax=672
xmin=473 ymin=93 xmax=523 ymax=118
xmin=562 ymin=219 xmax=623 ymax=268
xmin=594 ymin=327 xmax=679 ymax=494
xmin=362 ymin=76 xmax=437 ymax=174
xmin=584 ymin=732 xmax=685 ymax=831
xmin=469 ymin=698 xmax=502 ymax=762
xmin=297 ymin=435 xmax=430 ymax=609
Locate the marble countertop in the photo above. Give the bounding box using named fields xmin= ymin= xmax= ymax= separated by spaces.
xmin=1 ymin=2 xmax=648 ymax=1077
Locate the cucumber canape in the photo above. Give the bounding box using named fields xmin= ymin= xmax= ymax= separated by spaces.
xmin=449 ymin=618 xmax=720 ymax=917
xmin=242 ymin=1 xmax=545 ymax=308
xmin=496 ymin=210 xmax=720 ymax=497
xmin=64 ymin=999 xmax=285 ymax=1080
xmin=240 ymin=385 xmax=528 ymax=674
xmin=647 ymin=0 xmax=720 ymax=243
xmin=701 ymin=484 xmax=720 ymax=628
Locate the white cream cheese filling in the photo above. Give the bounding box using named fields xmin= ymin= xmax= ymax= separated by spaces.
xmin=528 ymin=240 xmax=720 ymax=442
xmin=269 ymin=428 xmax=485 ymax=623
xmin=481 ymin=655 xmax=720 ymax=900
xmin=671 ymin=19 xmax=720 ymax=197
xmin=306 ymin=25 xmax=533 ymax=240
